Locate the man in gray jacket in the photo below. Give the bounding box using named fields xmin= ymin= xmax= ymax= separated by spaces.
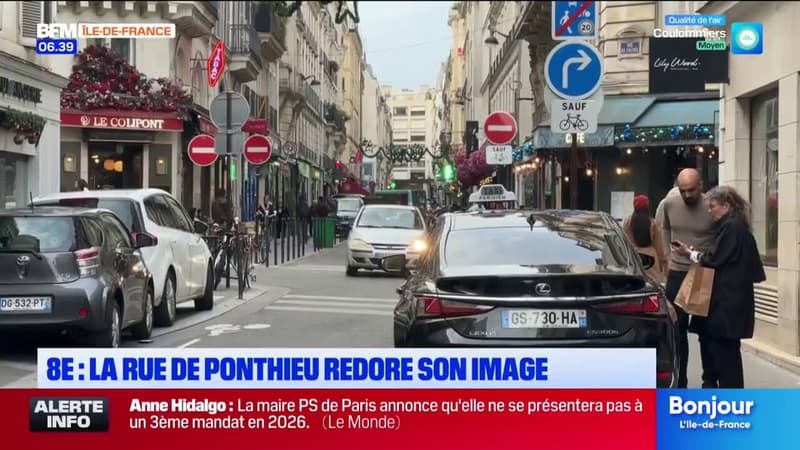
xmin=657 ymin=169 xmax=715 ymax=388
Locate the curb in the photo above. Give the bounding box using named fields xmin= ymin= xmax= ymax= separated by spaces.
xmin=742 ymin=339 xmax=800 ymax=375
xmin=257 ymin=242 xmax=345 ymax=270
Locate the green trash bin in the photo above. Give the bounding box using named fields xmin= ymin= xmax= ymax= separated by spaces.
xmin=321 ymin=217 xmax=336 ymax=248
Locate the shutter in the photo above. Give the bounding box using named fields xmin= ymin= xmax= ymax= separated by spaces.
xmin=21 ymin=1 xmax=43 ymax=40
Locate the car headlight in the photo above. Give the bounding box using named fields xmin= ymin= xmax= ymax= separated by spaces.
xmin=409 ymin=239 xmax=427 ymax=252
xmin=349 ymin=238 xmax=373 ymax=251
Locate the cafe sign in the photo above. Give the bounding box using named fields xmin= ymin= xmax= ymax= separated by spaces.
xmin=61 ymin=110 xmax=184 ymax=132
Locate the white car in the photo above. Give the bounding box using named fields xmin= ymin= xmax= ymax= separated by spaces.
xmin=346 ymin=204 xmax=427 ymax=276
xmin=32 ymin=189 xmax=214 ymax=326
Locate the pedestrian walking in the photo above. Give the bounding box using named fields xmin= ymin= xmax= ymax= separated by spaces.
xmin=671 ymin=185 xmax=765 ymax=388
xmin=622 ymin=195 xmax=668 ymax=284
xmin=657 ymin=168 xmax=716 ymax=388
xmin=297 ymin=192 xmax=311 ymax=242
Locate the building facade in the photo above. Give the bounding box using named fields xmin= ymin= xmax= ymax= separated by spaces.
xmin=0 ymin=2 xmax=68 ymax=207
xmin=384 ymin=85 xmax=437 ymax=200
xmin=702 ymin=0 xmax=800 ymax=361
xmin=340 ymin=23 xmax=364 ymax=183
xmin=361 ymin=64 xmax=391 ymax=190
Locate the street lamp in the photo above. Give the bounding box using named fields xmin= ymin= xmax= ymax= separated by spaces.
xmin=484 ymin=29 xmax=509 ymax=47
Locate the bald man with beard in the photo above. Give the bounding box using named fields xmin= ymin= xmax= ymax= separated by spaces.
xmin=659 ymin=169 xmax=716 ymax=388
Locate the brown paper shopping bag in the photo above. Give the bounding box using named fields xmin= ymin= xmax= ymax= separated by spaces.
xmin=674 ymin=264 xmax=714 ymax=317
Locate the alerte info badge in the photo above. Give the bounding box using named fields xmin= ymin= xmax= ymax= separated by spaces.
xmin=657 ymin=389 xmax=797 ymax=450
xmin=2 ymin=348 xmax=660 ymax=450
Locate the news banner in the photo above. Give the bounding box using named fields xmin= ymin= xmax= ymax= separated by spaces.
xmin=0 ymin=348 xmax=794 ymax=449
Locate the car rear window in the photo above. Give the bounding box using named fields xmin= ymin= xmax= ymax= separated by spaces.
xmin=37 ymin=198 xmax=138 ymax=231
xmin=444 ymin=227 xmax=631 ymax=268
xmin=357 ymin=207 xmax=424 ymax=229
xmin=0 ymin=216 xmax=80 ymax=253
xmin=336 ymin=198 xmax=362 ymax=212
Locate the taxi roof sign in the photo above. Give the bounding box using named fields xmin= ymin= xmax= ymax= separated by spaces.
xmin=468 ymin=184 xmax=517 ymax=204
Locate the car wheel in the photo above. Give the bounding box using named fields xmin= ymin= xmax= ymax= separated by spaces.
xmin=154 ymin=272 xmax=177 ymax=327
xmin=91 ymin=301 xmax=121 ymax=348
xmin=195 ymin=262 xmax=214 ymax=311
xmin=131 ymin=287 xmax=154 ymax=340
xmin=346 ymin=265 xmax=357 ymax=276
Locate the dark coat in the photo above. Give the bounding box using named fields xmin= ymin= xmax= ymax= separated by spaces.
xmin=689 ymin=214 xmax=766 ymax=339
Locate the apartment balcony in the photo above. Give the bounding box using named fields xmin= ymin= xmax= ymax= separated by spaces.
xmin=279 ymin=70 xmax=322 ymax=117
xmin=165 ymin=1 xmax=217 ymax=38
xmin=228 ymin=24 xmax=261 ymax=83
xmin=254 ymin=3 xmax=287 ymax=62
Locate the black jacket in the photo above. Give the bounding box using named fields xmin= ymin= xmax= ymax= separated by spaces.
xmin=689 ymin=214 xmax=766 ymax=339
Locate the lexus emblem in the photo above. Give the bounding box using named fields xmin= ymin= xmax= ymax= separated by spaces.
xmin=16 ymin=255 xmax=30 ymax=279
xmin=534 ymin=283 xmax=552 ymax=296
xmin=16 ymin=255 xmax=30 ymax=265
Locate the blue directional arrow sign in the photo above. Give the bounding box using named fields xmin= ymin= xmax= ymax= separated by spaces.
xmin=544 ymin=41 xmax=603 ymax=100
xmin=552 ymin=1 xmax=598 ymax=40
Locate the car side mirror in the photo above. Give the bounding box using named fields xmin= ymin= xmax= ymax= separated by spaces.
xmin=132 ymin=232 xmax=158 ymax=249
xmin=194 ymin=219 xmax=209 ymax=235
xmin=379 ymin=254 xmax=406 ymax=274
xmin=639 ymin=253 xmax=655 ymax=270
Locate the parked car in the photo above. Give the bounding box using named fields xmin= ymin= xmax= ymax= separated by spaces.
xmin=0 ymin=207 xmax=157 ymax=347
xmin=32 ymin=189 xmax=214 ymax=327
xmin=332 ymin=195 xmax=364 ymax=237
xmin=387 ymin=209 xmax=679 ymax=388
xmin=345 ymin=204 xmax=427 ymax=276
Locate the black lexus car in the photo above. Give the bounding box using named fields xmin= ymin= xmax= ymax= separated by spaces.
xmin=390 ymin=209 xmax=679 ymax=388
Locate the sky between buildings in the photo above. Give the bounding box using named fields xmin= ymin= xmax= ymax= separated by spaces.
xmin=358 ymin=1 xmax=453 ymax=90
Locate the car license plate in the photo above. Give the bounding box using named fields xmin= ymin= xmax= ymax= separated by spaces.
xmin=501 ymin=309 xmax=587 ymax=329
xmin=0 ymin=297 xmax=52 ymax=313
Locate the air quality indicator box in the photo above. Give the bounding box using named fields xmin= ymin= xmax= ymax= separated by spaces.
xmin=36 ymin=39 xmax=78 ymax=55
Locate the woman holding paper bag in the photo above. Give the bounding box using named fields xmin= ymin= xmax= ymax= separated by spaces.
xmin=671 ymin=186 xmax=765 ymax=388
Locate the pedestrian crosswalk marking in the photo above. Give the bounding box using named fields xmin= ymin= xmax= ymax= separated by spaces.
xmin=265 ymin=305 xmax=392 ymax=317
xmin=282 ymin=294 xmax=396 ymax=303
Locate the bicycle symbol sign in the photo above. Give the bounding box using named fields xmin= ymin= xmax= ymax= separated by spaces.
xmin=551 ymin=100 xmax=599 ymax=134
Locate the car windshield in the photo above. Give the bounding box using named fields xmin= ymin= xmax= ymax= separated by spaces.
xmin=357 ymin=207 xmax=424 ymax=230
xmin=0 ymin=216 xmax=77 ymax=253
xmin=336 ymin=198 xmax=362 ymax=213
xmin=444 ymin=227 xmax=630 ymax=268
xmin=36 ymin=198 xmax=136 ymax=231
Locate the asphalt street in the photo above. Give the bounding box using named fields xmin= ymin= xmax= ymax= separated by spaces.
xmin=1 ymin=244 xmax=798 ymax=388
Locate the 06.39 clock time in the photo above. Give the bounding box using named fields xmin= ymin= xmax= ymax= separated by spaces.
xmin=36 ymin=38 xmax=77 ymax=55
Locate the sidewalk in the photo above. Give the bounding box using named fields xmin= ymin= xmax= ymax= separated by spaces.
xmin=743 ymin=339 xmax=800 ymax=375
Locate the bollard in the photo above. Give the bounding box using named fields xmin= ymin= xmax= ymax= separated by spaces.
xmin=273 ymin=221 xmax=278 ymax=266
xmin=281 ymin=219 xmax=286 ymax=264
xmin=225 ymin=233 xmax=231 ymax=288
xmin=237 ymin=227 xmax=243 ymax=300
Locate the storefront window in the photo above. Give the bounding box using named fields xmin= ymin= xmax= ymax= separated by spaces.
xmin=0 ymin=152 xmax=28 ymax=209
xmin=750 ymin=90 xmax=779 ymax=265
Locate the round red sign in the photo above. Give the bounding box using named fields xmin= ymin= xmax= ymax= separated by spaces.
xmin=187 ymin=135 xmax=218 ymax=167
xmin=483 ymin=111 xmax=518 ymax=145
xmin=243 ymin=134 xmax=272 ymax=165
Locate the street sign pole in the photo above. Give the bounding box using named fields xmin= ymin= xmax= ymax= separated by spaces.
xmin=570 ymin=133 xmax=578 ymax=209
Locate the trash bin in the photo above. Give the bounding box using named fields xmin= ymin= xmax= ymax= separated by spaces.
xmin=320 ymin=217 xmax=336 ymax=248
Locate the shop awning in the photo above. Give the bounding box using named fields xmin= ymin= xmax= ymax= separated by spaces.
xmin=339 ymin=180 xmax=369 ymax=195
xmin=633 ymin=99 xmax=719 ymax=127
xmin=597 ymin=96 xmax=656 ymax=125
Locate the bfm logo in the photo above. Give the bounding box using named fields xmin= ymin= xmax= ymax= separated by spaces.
xmin=36 ymin=24 xmax=79 ymax=39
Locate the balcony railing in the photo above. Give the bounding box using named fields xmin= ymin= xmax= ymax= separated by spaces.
xmin=254 ymin=3 xmax=287 ymax=48
xmin=229 ymin=24 xmax=261 ymax=67
xmin=298 ymin=77 xmax=321 ymax=115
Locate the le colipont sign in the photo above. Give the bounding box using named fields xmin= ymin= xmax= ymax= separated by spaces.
xmin=61 ymin=110 xmax=184 ymax=132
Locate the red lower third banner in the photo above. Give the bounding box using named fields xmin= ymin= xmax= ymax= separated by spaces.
xmin=6 ymin=389 xmax=655 ymax=450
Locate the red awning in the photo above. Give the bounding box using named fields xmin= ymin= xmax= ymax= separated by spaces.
xmin=339 ymin=180 xmax=369 ymax=195
xmin=61 ymin=109 xmax=184 ymax=132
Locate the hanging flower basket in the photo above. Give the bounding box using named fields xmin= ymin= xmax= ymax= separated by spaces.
xmin=61 ymin=45 xmax=191 ymax=119
xmin=0 ymin=107 xmax=46 ymax=145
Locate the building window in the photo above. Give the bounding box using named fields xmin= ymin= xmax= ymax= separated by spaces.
xmin=410 ymin=109 xmax=425 ymax=116
xmin=750 ymin=90 xmax=778 ymax=265
xmin=410 ymin=135 xmax=426 ymax=142
xmin=393 ymin=107 xmax=407 ymax=116
xmin=20 ymin=1 xmax=54 ymax=45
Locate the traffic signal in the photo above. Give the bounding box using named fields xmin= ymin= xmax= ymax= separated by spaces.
xmin=389 ymin=181 xmax=396 ymax=189
xmin=335 ymin=160 xmax=342 ymax=169
xmin=440 ymin=163 xmax=454 ymax=181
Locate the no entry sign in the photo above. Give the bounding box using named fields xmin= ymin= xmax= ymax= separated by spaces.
xmin=187 ymin=134 xmax=218 ymax=167
xmin=484 ymin=111 xmax=518 ymax=145
xmin=243 ymin=134 xmax=272 ymax=165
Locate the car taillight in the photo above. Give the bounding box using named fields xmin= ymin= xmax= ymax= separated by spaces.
xmin=596 ymin=294 xmax=662 ymax=314
xmin=74 ymin=247 xmax=100 ymax=278
xmin=414 ymin=295 xmax=494 ymax=318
